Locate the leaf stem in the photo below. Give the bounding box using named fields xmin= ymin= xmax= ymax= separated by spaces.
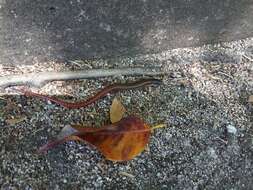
xmin=151 ymin=124 xmax=166 ymax=131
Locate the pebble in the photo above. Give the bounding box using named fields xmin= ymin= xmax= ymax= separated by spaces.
xmin=226 ymin=125 xmax=237 ymax=135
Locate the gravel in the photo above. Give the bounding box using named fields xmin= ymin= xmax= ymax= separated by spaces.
xmin=0 ymin=38 xmax=253 ymax=189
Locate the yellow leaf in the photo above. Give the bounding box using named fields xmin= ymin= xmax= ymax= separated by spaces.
xmin=110 ymin=97 xmax=126 ymax=123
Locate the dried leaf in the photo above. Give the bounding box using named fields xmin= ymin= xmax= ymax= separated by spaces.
xmin=248 ymin=95 xmax=253 ymax=103
xmin=6 ymin=116 xmax=27 ymax=126
xmin=119 ymin=171 xmax=135 ymax=178
xmin=110 ymin=98 xmax=126 ymax=123
xmin=39 ymin=116 xmax=151 ymax=161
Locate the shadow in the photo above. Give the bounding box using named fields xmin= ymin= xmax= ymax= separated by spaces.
xmin=0 ymin=0 xmax=253 ymax=65
xmin=0 ymin=75 xmax=252 ymax=189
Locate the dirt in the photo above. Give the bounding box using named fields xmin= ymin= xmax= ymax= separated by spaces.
xmin=0 ymin=38 xmax=253 ymax=189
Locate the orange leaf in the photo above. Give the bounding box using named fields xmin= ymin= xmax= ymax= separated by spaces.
xmin=110 ymin=98 xmax=126 ymax=123
xmin=39 ymin=116 xmax=151 ymax=161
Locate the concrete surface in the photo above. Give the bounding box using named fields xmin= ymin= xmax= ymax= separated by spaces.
xmin=0 ymin=0 xmax=253 ymax=65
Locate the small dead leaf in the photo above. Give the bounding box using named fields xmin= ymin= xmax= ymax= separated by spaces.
xmin=119 ymin=171 xmax=135 ymax=178
xmin=6 ymin=116 xmax=27 ymax=126
xmin=110 ymin=98 xmax=126 ymax=123
xmin=248 ymin=95 xmax=253 ymax=103
xmin=39 ymin=116 xmax=151 ymax=161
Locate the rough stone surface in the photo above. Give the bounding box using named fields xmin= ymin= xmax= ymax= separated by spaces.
xmin=0 ymin=38 xmax=253 ymax=189
xmin=1 ymin=0 xmax=253 ymax=65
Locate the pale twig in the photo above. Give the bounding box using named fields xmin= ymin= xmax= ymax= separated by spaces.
xmin=0 ymin=67 xmax=164 ymax=88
